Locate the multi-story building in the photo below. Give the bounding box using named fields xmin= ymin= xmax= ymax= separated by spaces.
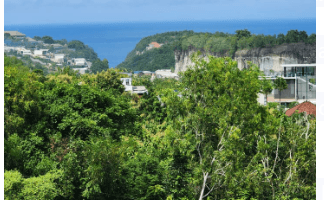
xmin=258 ymin=63 xmax=316 ymax=106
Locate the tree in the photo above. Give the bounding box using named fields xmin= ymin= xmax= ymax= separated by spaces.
xmin=4 ymin=33 xmax=11 ymax=39
xmin=90 ymin=58 xmax=109 ymax=74
xmin=165 ymin=54 xmax=267 ymax=199
xmin=274 ymin=77 xmax=288 ymax=105
xmin=33 ymin=36 xmax=42 ymax=41
xmin=307 ymin=34 xmax=316 ymax=44
xmin=260 ymin=77 xmax=273 ymax=105
xmin=48 ymin=46 xmax=55 ymax=53
xmin=68 ymin=40 xmax=86 ymax=50
xmin=277 ymin=33 xmax=285 ymax=45
xmin=235 ymin=29 xmax=252 ymax=40
xmin=285 ymin=30 xmax=299 ymax=43
xmin=298 ymin=30 xmax=308 ymax=42
xmin=42 ymin=36 xmax=54 ymax=44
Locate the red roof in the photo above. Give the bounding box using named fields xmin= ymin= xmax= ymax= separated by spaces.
xmin=285 ymin=102 xmax=316 ymax=117
xmin=150 ymin=42 xmax=161 ymax=48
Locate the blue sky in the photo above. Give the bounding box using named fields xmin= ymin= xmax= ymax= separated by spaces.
xmin=4 ymin=0 xmax=316 ymax=25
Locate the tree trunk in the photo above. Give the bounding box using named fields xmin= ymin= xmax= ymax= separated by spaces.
xmin=199 ymin=172 xmax=209 ymax=200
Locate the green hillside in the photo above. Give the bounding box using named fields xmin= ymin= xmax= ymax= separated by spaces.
xmin=116 ymin=29 xmax=316 ymax=72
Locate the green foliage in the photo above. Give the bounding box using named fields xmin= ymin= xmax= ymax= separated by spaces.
xmin=117 ymin=44 xmax=176 ymax=71
xmin=4 ymin=170 xmax=63 ymax=200
xmin=67 ymin=40 xmax=98 ymax=61
xmin=309 ymin=78 xmax=316 ymax=84
xmin=4 ymin=170 xmax=23 ymax=200
xmin=4 ymin=53 xmax=315 ymax=199
xmin=20 ymin=170 xmax=63 ymax=200
xmin=33 ymin=36 xmax=42 ymax=41
xmin=288 ymin=101 xmax=299 ymax=109
xmin=91 ymin=58 xmax=109 ymax=73
xmin=42 ymin=35 xmax=55 ymax=44
xmin=235 ymin=29 xmax=252 ymax=40
xmin=307 ymin=34 xmax=316 ymax=44
xmin=117 ymin=29 xmax=315 ymax=72
xmin=260 ymin=77 xmax=273 ymax=104
xmin=274 ymin=77 xmax=288 ymax=103
xmin=205 ymin=36 xmax=231 ymax=53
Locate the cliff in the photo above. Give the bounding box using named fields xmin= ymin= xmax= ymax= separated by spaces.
xmin=174 ymin=43 xmax=316 ymax=76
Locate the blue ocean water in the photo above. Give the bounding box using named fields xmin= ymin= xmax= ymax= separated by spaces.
xmin=4 ymin=19 xmax=316 ymax=68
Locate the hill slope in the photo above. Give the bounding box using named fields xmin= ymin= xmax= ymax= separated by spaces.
xmin=116 ymin=29 xmax=316 ymax=72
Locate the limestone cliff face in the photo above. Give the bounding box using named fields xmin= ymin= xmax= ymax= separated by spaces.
xmin=174 ymin=43 xmax=316 ymax=76
xmin=174 ymin=47 xmax=229 ymax=74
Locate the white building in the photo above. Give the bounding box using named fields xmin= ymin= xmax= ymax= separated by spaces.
xmin=258 ymin=63 xmax=316 ymax=106
xmin=34 ymin=49 xmax=49 ymax=57
xmin=72 ymin=67 xmax=89 ymax=75
xmin=22 ymin=50 xmax=32 ymax=56
xmin=120 ymin=78 xmax=148 ymax=95
xmin=155 ymin=69 xmax=179 ymax=79
xmin=74 ymin=58 xmax=87 ymax=66
xmin=120 ymin=78 xmax=133 ymax=92
xmin=54 ymin=54 xmax=65 ymax=63
xmin=4 ymin=46 xmax=17 ymax=52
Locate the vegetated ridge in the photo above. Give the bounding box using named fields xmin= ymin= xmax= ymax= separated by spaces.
xmin=116 ymin=29 xmax=316 ymax=72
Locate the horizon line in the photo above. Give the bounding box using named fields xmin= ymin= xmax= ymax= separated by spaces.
xmin=4 ymin=17 xmax=316 ymax=27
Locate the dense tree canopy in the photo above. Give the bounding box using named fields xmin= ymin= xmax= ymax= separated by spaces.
xmin=91 ymin=58 xmax=109 ymax=74
xmin=42 ymin=36 xmax=55 ymax=44
xmin=4 ymin=53 xmax=315 ymax=199
xmin=67 ymin=40 xmax=99 ymax=61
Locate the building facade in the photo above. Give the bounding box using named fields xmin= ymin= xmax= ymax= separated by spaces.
xmin=260 ymin=64 xmax=316 ymax=105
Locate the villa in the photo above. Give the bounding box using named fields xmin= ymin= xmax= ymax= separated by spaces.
xmin=258 ymin=63 xmax=316 ymax=106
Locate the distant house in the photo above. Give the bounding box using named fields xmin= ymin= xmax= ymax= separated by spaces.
xmin=146 ymin=42 xmax=162 ymax=51
xmin=72 ymin=67 xmax=89 ymax=75
xmin=120 ymin=78 xmax=148 ymax=95
xmin=120 ymin=72 xmax=132 ymax=77
xmin=133 ymin=71 xmax=142 ymax=77
xmin=74 ymin=58 xmax=87 ymax=66
xmin=154 ymin=69 xmax=179 ymax=79
xmin=132 ymin=86 xmax=148 ymax=95
xmin=51 ymin=43 xmax=63 ymax=48
xmin=26 ymin=37 xmax=39 ymax=44
xmin=260 ymin=63 xmax=316 ymax=106
xmin=142 ymin=71 xmax=153 ymax=76
xmin=54 ymin=54 xmax=65 ymax=63
xmin=34 ymin=49 xmax=49 ymax=57
xmin=120 ymin=78 xmax=133 ymax=92
xmin=16 ymin=48 xmax=31 ymax=56
xmin=4 ymin=31 xmax=26 ymax=39
xmin=42 ymin=43 xmax=64 ymax=52
xmin=22 ymin=50 xmax=32 ymax=56
xmin=285 ymin=101 xmax=316 ymax=117
xmin=4 ymin=46 xmax=17 ymax=52
xmin=67 ymin=59 xmax=73 ymax=65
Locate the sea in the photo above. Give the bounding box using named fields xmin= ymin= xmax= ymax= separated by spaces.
xmin=4 ymin=19 xmax=316 ymax=68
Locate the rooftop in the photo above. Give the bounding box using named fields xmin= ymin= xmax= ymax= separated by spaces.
xmin=4 ymin=31 xmax=26 ymax=37
xmin=285 ymin=101 xmax=316 ymax=117
xmin=26 ymin=37 xmax=37 ymax=42
xmin=150 ymin=42 xmax=161 ymax=48
xmin=281 ymin=64 xmax=316 ymax=67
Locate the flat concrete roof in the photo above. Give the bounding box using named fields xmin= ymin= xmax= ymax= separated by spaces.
xmin=4 ymin=31 xmax=26 ymax=37
xmin=281 ymin=64 xmax=316 ymax=67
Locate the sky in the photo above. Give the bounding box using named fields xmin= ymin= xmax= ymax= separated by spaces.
xmin=4 ymin=0 xmax=316 ymax=25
